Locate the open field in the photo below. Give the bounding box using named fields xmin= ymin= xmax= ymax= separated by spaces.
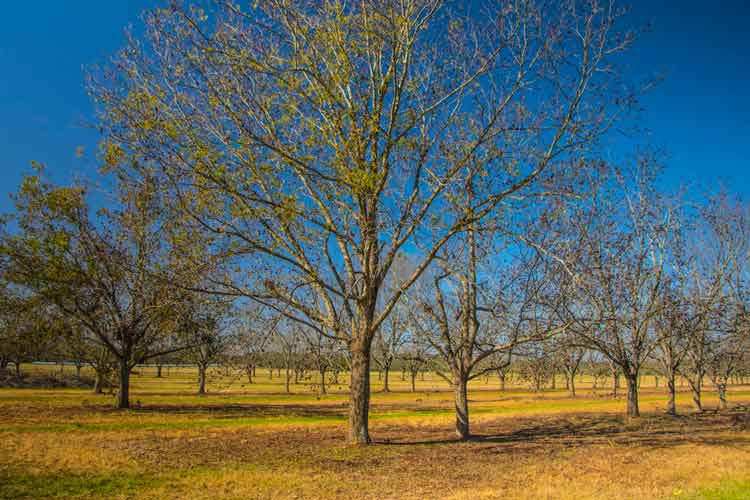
xmin=2 ymin=365 xmax=750 ymax=499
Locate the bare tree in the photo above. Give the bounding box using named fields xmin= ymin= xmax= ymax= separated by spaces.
xmin=91 ymin=0 xmax=640 ymax=444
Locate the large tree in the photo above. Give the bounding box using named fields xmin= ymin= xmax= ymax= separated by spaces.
xmin=91 ymin=0 xmax=640 ymax=443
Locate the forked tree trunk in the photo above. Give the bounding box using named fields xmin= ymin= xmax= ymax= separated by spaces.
xmin=117 ymin=359 xmax=131 ymax=409
xmin=347 ymin=347 xmax=371 ymax=445
xmin=454 ymin=375 xmax=470 ymax=440
xmin=625 ymin=373 xmax=639 ymax=417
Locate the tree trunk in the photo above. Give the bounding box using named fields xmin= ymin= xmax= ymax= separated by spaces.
xmin=246 ymin=366 xmax=254 ymax=384
xmin=75 ymin=363 xmax=82 ymax=380
xmin=347 ymin=347 xmax=371 ymax=445
xmin=198 ymin=364 xmax=207 ymax=395
xmin=285 ymin=367 xmax=291 ymax=394
xmin=14 ymin=362 xmax=21 ymax=377
xmin=93 ymin=372 xmax=104 ymax=394
xmin=498 ymin=369 xmax=506 ymax=392
xmin=625 ymin=373 xmax=639 ymax=417
xmin=410 ymin=372 xmax=417 ymax=392
xmin=689 ymin=378 xmax=703 ymax=412
xmin=666 ymin=375 xmax=676 ymax=415
xmin=454 ymin=375 xmax=470 ymax=440
xmin=717 ymin=383 xmax=728 ymax=410
xmin=319 ymin=367 xmax=327 ymax=395
xmin=156 ymin=364 xmax=162 ymax=378
xmin=116 ymin=359 xmax=130 ymax=409
xmin=382 ymin=364 xmax=391 ymax=393
xmin=612 ymin=370 xmax=620 ymax=398
xmin=569 ymin=373 xmax=576 ymax=397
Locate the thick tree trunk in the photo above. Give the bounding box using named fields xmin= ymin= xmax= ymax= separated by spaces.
xmin=666 ymin=375 xmax=677 ymax=415
xmin=382 ymin=365 xmax=391 ymax=393
xmin=347 ymin=347 xmax=371 ymax=445
xmin=198 ymin=364 xmax=207 ymax=395
xmin=625 ymin=373 xmax=639 ymax=417
xmin=116 ymin=359 xmax=130 ymax=409
xmin=454 ymin=375 xmax=470 ymax=440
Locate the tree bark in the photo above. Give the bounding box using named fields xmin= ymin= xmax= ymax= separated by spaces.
xmin=285 ymin=367 xmax=291 ymax=393
xmin=14 ymin=362 xmax=21 ymax=377
xmin=319 ymin=367 xmax=327 ymax=395
xmin=625 ymin=373 xmax=640 ymax=417
xmin=410 ymin=371 xmax=417 ymax=392
xmin=454 ymin=375 xmax=470 ymax=440
xmin=156 ymin=364 xmax=162 ymax=378
xmin=116 ymin=359 xmax=130 ymax=409
xmin=347 ymin=347 xmax=371 ymax=444
xmin=75 ymin=363 xmax=82 ymax=380
xmin=569 ymin=373 xmax=576 ymax=397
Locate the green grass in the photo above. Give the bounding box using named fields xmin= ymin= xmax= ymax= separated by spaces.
xmin=684 ymin=479 xmax=750 ymax=500
xmin=0 ymin=470 xmax=166 ymax=499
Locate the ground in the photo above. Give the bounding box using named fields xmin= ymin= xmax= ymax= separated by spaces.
xmin=1 ymin=366 xmax=749 ymax=499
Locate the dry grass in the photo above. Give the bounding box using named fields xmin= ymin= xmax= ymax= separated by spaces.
xmin=1 ymin=365 xmax=749 ymax=499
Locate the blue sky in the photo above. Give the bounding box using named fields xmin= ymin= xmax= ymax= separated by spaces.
xmin=0 ymin=1 xmax=748 ymax=212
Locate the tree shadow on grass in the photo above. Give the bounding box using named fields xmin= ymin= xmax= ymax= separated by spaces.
xmin=377 ymin=406 xmax=750 ymax=451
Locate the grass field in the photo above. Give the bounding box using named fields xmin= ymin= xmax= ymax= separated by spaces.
xmin=2 ymin=365 xmax=750 ymax=499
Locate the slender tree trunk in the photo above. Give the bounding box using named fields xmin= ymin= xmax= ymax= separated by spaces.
xmin=612 ymin=370 xmax=620 ymax=398
xmin=569 ymin=373 xmax=576 ymax=397
xmin=347 ymin=346 xmax=371 ymax=445
xmin=319 ymin=367 xmax=327 ymax=395
xmin=401 ymin=367 xmax=406 ymax=381
xmin=498 ymin=369 xmax=506 ymax=392
xmin=689 ymin=377 xmax=703 ymax=412
xmin=625 ymin=373 xmax=640 ymax=417
xmin=410 ymin=371 xmax=417 ymax=392
xmin=717 ymin=383 xmax=728 ymax=410
xmin=93 ymin=371 xmax=104 ymax=394
xmin=454 ymin=375 xmax=470 ymax=440
xmin=246 ymin=365 xmax=254 ymax=384
xmin=198 ymin=364 xmax=207 ymax=395
xmin=285 ymin=367 xmax=291 ymax=394
xmin=75 ymin=362 xmax=82 ymax=380
xmin=116 ymin=359 xmax=131 ymax=409
xmin=156 ymin=364 xmax=162 ymax=378
xmin=666 ymin=375 xmax=676 ymax=415
xmin=382 ymin=364 xmax=391 ymax=393
xmin=14 ymin=362 xmax=21 ymax=377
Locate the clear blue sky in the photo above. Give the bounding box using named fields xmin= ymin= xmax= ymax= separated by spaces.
xmin=0 ymin=1 xmax=748 ymax=213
